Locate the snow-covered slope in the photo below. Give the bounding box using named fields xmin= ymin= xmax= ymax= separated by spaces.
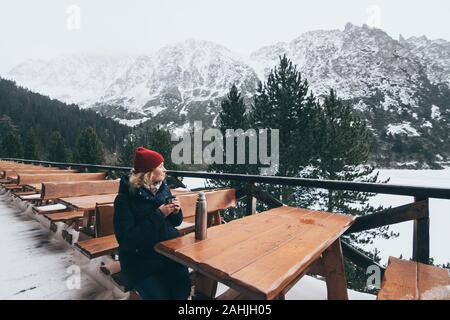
xmin=400 ymin=35 xmax=450 ymax=86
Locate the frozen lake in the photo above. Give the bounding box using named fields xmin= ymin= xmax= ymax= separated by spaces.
xmin=366 ymin=168 xmax=450 ymax=266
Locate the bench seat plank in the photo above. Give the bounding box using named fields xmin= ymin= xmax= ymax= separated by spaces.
xmin=44 ymin=210 xmax=85 ymax=222
xmin=75 ymin=221 xmax=195 ymax=259
xmin=378 ymin=256 xmax=450 ymax=300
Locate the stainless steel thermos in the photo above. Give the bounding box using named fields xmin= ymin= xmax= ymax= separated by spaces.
xmin=195 ymin=191 xmax=208 ymax=240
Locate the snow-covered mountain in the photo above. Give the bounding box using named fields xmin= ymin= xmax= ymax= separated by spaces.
xmin=7 ymin=53 xmax=135 ymax=107
xmin=248 ymin=23 xmax=450 ymax=166
xmin=8 ymin=39 xmax=259 ymax=126
xmin=250 ymin=23 xmax=435 ymax=111
xmin=95 ymin=39 xmax=258 ymax=125
xmin=6 ymin=23 xmax=450 ymax=166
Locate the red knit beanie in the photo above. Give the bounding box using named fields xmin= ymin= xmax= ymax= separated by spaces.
xmin=133 ymin=147 xmax=164 ymax=173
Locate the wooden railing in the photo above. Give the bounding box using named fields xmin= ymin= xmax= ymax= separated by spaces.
xmin=3 ymin=158 xmax=449 ymax=272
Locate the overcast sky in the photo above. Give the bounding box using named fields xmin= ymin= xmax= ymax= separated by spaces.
xmin=0 ymin=0 xmax=449 ymax=74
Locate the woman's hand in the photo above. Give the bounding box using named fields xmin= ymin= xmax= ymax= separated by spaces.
xmin=171 ymin=198 xmax=181 ymax=213
xmin=158 ymin=203 xmax=176 ymax=216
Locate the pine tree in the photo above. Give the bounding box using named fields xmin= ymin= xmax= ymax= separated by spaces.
xmin=23 ymin=128 xmax=40 ymax=160
xmin=75 ymin=127 xmax=104 ymax=164
xmin=1 ymin=132 xmax=23 ymax=158
xmin=0 ymin=115 xmax=19 ymax=157
xmin=209 ymin=84 xmax=258 ymax=183
xmin=48 ymin=131 xmax=70 ymax=162
xmin=118 ymin=134 xmax=138 ymax=167
xmin=137 ymin=125 xmax=178 ymax=170
xmin=249 ymin=55 xmax=319 ymax=204
xmin=302 ymin=89 xmax=394 ymax=241
xmin=297 ymin=89 xmax=396 ymax=293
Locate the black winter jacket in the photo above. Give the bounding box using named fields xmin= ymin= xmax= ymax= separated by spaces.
xmin=113 ymin=174 xmax=184 ymax=288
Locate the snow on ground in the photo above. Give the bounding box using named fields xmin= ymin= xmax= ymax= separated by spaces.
xmin=0 ymin=192 xmax=112 ymax=300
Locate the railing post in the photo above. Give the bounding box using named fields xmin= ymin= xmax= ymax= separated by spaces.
xmin=412 ymin=196 xmax=430 ymax=264
xmin=245 ymin=182 xmax=257 ymax=216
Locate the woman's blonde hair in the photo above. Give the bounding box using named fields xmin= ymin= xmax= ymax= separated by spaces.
xmin=128 ymin=170 xmax=156 ymax=193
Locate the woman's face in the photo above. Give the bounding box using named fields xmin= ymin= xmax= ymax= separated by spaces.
xmin=151 ymin=162 xmax=166 ymax=182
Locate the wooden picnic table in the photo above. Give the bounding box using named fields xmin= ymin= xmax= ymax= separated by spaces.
xmin=59 ymin=193 xmax=118 ymax=211
xmin=155 ymin=206 xmax=355 ymax=300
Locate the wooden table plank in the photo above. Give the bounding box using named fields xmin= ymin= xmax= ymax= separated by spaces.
xmin=230 ymin=212 xmax=354 ymax=299
xmin=59 ymin=194 xmax=118 ymax=211
xmin=199 ymin=210 xmax=329 ymax=279
xmin=159 ymin=208 xmax=302 ymax=265
xmin=176 ymin=209 xmax=298 ymax=262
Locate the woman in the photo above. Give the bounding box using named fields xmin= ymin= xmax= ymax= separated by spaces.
xmin=113 ymin=147 xmax=191 ymax=299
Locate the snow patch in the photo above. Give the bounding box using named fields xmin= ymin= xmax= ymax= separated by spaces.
xmin=431 ymin=105 xmax=441 ymax=120
xmin=386 ymin=123 xmax=420 ymax=136
xmin=115 ymin=117 xmax=149 ymax=127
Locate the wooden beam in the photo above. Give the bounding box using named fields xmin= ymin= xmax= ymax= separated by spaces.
xmin=344 ymin=200 xmax=429 ymax=234
xmin=245 ymin=183 xmax=284 ymax=209
xmin=341 ymin=240 xmax=385 ymax=274
xmin=413 ymin=197 xmax=430 ymax=264
xmin=245 ymin=183 xmax=257 ymax=216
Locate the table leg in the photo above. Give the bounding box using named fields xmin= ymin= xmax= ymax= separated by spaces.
xmin=192 ymin=272 xmax=218 ymax=300
xmin=322 ymin=238 xmax=349 ymax=300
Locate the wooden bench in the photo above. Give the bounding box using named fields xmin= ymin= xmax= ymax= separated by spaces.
xmin=41 ymin=180 xmax=119 ymax=201
xmin=2 ymin=169 xmax=77 ymax=179
xmin=1 ymin=166 xmax=69 ymax=178
xmin=18 ymin=172 xmax=107 ymax=185
xmin=74 ymin=204 xmax=196 ymax=259
xmin=36 ymin=181 xmax=119 ymax=233
xmin=44 ymin=210 xmax=85 ymax=223
xmin=378 ymin=256 xmax=450 ymax=300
